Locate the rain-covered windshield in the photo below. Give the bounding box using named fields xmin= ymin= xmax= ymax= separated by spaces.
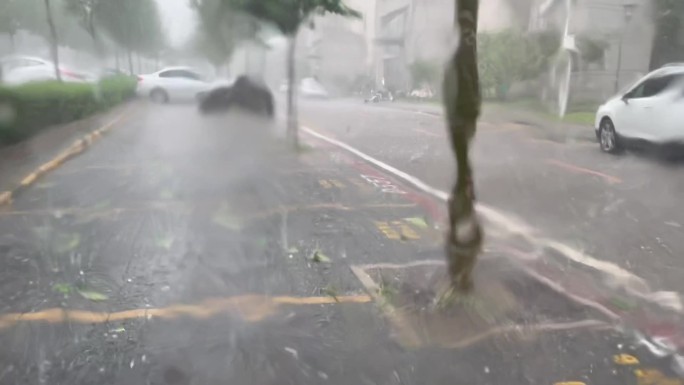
xmin=0 ymin=0 xmax=683 ymax=384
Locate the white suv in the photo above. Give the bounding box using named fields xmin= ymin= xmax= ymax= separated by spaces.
xmin=595 ymin=64 xmax=684 ymax=153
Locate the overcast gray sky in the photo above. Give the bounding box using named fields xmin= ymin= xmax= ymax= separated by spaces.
xmin=156 ymin=0 xmax=196 ymax=47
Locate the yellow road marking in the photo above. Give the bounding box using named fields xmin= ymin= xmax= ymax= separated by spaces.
xmin=375 ymin=221 xmax=401 ymax=240
xmin=0 ymin=202 xmax=417 ymax=218
xmin=330 ymin=179 xmax=345 ymax=188
xmin=375 ymin=220 xmax=421 ymax=241
xmin=554 ymin=382 xmax=586 ymax=385
xmin=318 ymin=179 xmax=346 ymax=189
xmin=634 ymin=368 xmax=683 ymax=385
xmin=614 ymin=353 xmax=640 ymax=365
xmin=0 ymin=294 xmax=371 ymax=331
xmin=392 ymin=220 xmax=420 ymax=240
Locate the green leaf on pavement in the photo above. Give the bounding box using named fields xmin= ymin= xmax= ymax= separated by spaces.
xmin=287 ymin=246 xmax=299 ymax=254
xmin=53 ymin=283 xmax=74 ymax=295
xmin=311 ymin=250 xmax=331 ymax=263
xmin=404 ymin=217 xmax=429 ymax=229
xmin=78 ymin=289 xmax=109 ymax=302
xmin=110 ymin=326 xmax=126 ymax=333
xmin=155 ymin=235 xmax=175 ymax=250
xmin=54 ymin=233 xmax=81 ymax=254
xmin=212 ymin=203 xmax=242 ymax=231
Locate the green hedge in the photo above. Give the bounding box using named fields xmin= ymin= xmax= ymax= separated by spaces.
xmin=0 ymin=76 xmax=137 ymax=145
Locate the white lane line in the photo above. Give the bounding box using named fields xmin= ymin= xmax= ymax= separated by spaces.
xmin=300 ymin=125 xmax=683 ymax=313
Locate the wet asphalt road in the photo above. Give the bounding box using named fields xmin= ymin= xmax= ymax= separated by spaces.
xmin=0 ymin=101 xmax=681 ymax=384
xmin=299 ymin=99 xmax=684 ymax=297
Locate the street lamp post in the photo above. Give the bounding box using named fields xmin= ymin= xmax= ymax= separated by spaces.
xmin=614 ymin=2 xmax=637 ymax=93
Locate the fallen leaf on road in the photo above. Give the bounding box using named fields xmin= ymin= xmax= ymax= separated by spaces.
xmin=110 ymin=327 xmax=126 ymax=333
xmin=287 ymin=246 xmax=299 ymax=254
xmin=78 ymin=289 xmax=108 ymax=302
xmin=54 ymin=233 xmax=81 ymax=254
xmin=155 ymin=235 xmax=174 ymax=250
xmin=212 ymin=203 xmax=242 ymax=231
xmin=404 ymin=217 xmax=429 ymax=229
xmin=311 ymin=250 xmax=331 ymax=263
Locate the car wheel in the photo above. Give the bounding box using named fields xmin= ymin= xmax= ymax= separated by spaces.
xmin=599 ymin=118 xmax=621 ymax=154
xmin=150 ymin=88 xmax=169 ymax=104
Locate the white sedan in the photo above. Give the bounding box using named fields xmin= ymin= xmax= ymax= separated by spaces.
xmin=137 ymin=67 xmax=215 ymax=103
xmin=595 ymin=64 xmax=684 ymax=153
xmin=0 ymin=55 xmax=93 ymax=85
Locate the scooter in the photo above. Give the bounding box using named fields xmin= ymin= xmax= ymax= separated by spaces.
xmin=364 ymin=89 xmax=394 ymax=103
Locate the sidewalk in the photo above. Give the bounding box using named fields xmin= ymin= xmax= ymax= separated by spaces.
xmin=0 ymin=109 xmax=680 ymax=383
xmin=0 ymin=101 xmax=134 ymax=195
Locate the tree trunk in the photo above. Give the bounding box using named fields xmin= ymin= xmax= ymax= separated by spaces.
xmin=286 ymin=36 xmax=299 ymax=148
xmin=43 ymin=0 xmax=62 ymax=82
xmin=115 ymin=49 xmax=120 ymax=71
xmin=137 ymin=53 xmax=142 ymax=73
xmin=442 ymin=0 xmax=482 ymax=292
xmin=9 ymin=32 xmax=16 ymax=52
xmin=127 ymin=49 xmax=134 ymax=75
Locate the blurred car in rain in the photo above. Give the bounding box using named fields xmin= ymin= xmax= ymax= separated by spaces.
xmin=0 ymin=55 xmax=94 ymax=85
xmin=136 ymin=66 xmax=214 ymax=103
xmin=595 ymin=64 xmax=684 ymax=154
xmin=198 ymin=75 xmax=274 ymax=118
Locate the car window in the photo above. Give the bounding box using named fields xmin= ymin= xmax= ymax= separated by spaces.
xmin=629 ymin=74 xmax=684 ymax=99
xmin=159 ymin=70 xmax=201 ymax=80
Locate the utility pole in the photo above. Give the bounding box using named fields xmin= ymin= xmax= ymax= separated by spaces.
xmin=614 ymin=3 xmax=637 ymax=93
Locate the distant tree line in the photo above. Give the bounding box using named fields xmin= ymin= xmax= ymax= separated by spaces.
xmin=0 ymin=0 xmax=165 ymax=77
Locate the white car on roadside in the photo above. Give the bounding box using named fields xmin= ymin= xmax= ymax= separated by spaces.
xmin=137 ymin=67 xmax=215 ymax=103
xmin=595 ymin=64 xmax=684 ymax=153
xmin=0 ymin=55 xmax=93 ymax=85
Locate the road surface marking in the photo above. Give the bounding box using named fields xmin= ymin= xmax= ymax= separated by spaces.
xmin=374 ymin=221 xmax=421 ymax=241
xmin=546 ymin=159 xmax=623 ymax=184
xmin=360 ymin=174 xmax=407 ymax=194
xmin=614 ymin=354 xmax=640 ymax=365
xmin=0 ymin=294 xmax=371 ymax=331
xmin=0 ymin=202 xmax=417 ymax=219
xmin=554 ymin=382 xmax=586 ymax=385
xmin=633 ymin=368 xmax=683 ymax=385
xmin=413 ymin=127 xmax=442 ymax=138
xmin=300 ymin=126 xmax=675 ymax=314
xmin=375 ymin=221 xmax=401 ymax=240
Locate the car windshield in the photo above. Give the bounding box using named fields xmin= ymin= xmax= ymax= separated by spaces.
xmin=1 ymin=1 xmax=683 ymax=384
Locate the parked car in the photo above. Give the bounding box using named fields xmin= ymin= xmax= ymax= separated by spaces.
xmin=595 ymin=64 xmax=684 ymax=153
xmin=0 ymin=55 xmax=93 ymax=85
xmin=136 ymin=67 xmax=213 ymax=103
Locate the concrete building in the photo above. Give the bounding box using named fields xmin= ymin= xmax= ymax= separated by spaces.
xmin=373 ymin=0 xmax=527 ymax=91
xmin=531 ymin=0 xmax=656 ymax=102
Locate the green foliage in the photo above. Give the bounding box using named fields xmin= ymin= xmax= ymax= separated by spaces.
xmin=0 ymin=0 xmax=20 ymax=40
xmin=408 ymin=59 xmax=440 ymax=89
xmin=0 ymin=76 xmax=136 ymax=145
xmin=650 ymin=0 xmax=684 ymax=68
xmin=478 ymin=28 xmax=561 ymax=100
xmin=190 ymin=0 xmax=260 ymax=69
xmin=96 ymin=0 xmax=165 ymax=55
xmin=575 ymin=34 xmax=609 ymax=65
xmin=226 ymin=0 xmax=361 ymax=36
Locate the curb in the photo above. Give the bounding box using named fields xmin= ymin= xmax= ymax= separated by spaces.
xmin=0 ymin=109 xmax=131 ymax=207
